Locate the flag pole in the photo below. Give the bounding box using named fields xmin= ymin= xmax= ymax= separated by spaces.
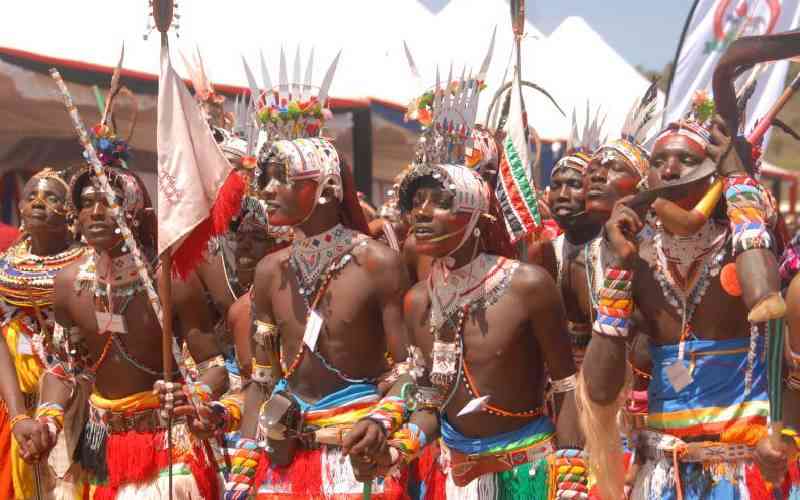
xmin=159 ymin=248 xmax=174 ymax=500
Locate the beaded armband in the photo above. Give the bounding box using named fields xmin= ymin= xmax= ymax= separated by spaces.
xmin=413 ymin=385 xmax=446 ymax=411
xmin=592 ymin=268 xmax=634 ymax=338
xmin=183 ymin=382 xmax=213 ymax=405
xmin=196 ymin=354 xmax=226 ymax=373
xmin=552 ymin=448 xmax=589 ymax=500
xmin=724 ymin=174 xmax=773 ymax=255
xmin=209 ymin=392 xmax=244 ymax=434
xmin=224 ymin=438 xmax=263 ymax=499
xmin=364 ymin=396 xmax=406 ymax=435
xmin=253 ymin=320 xmax=279 ymax=348
xmin=551 ymin=374 xmax=577 ymax=394
xmin=251 ymin=358 xmax=273 ymax=386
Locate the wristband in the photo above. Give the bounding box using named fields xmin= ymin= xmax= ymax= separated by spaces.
xmin=10 ymin=414 xmax=32 ymax=430
xmin=34 ymin=402 xmax=65 ymax=431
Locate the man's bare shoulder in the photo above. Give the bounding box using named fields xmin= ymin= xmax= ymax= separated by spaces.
xmin=405 ymin=280 xmax=429 ymax=312
xmin=254 ymin=245 xmax=290 ymax=283
xmin=509 ymin=259 xmax=559 ymax=299
xmin=355 ymin=238 xmax=405 ymax=273
xmin=54 ymin=255 xmax=87 ymax=291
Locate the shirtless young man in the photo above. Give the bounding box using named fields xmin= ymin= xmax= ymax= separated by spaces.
xmin=580 ymin=105 xmax=800 ymax=499
xmin=217 ymin=135 xmax=416 ymax=499
xmin=378 ymin=162 xmax=583 ymax=499
xmin=19 ymin=166 xmax=220 ymax=498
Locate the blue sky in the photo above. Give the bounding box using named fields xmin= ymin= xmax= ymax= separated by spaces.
xmin=527 ymin=1 xmax=697 ymax=70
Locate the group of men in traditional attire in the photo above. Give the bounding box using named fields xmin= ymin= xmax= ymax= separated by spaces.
xmin=2 ymin=11 xmax=800 ymax=500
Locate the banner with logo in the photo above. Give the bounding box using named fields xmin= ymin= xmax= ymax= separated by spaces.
xmin=664 ymin=0 xmax=800 ymax=144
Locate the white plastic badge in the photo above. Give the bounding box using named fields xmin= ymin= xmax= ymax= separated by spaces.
xmin=17 ymin=334 xmax=33 ymax=355
xmin=665 ymin=360 xmax=693 ymax=393
xmin=95 ymin=311 xmax=127 ymax=334
xmin=457 ymin=395 xmax=491 ymax=417
xmin=303 ymin=310 xmax=324 ymax=351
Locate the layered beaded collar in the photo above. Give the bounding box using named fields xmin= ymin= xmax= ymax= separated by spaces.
xmin=289 ymin=223 xmax=366 ymax=299
xmin=0 ymin=239 xmax=85 ymax=307
xmin=640 ymin=216 xmax=728 ymax=330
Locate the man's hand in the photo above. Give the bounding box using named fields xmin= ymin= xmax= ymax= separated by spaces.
xmin=13 ymin=418 xmax=57 ymax=464
xmin=342 ymin=419 xmax=389 ymax=479
xmin=707 ymin=115 xmax=746 ymax=176
xmin=604 ymin=196 xmax=643 ymax=267
xmin=349 ymin=447 xmax=394 ymax=483
xmin=153 ymin=380 xmax=189 ymax=416
xmin=754 ymin=434 xmax=795 ymax=484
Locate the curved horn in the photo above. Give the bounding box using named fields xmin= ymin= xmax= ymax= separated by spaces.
xmin=712 ymin=30 xmax=800 ymax=135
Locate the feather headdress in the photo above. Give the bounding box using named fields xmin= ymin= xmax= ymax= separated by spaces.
xmin=553 ymin=103 xmax=606 ymax=175
xmin=88 ymin=45 xmax=138 ymax=169
xmin=594 ymin=82 xmax=662 ymax=178
xmin=403 ymin=28 xmax=496 ymax=166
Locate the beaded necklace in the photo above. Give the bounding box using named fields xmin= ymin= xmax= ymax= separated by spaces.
xmin=282 ymin=237 xmax=370 ymax=382
xmin=289 ymin=224 xmax=362 ymax=300
xmin=642 ymin=217 xmax=728 ymax=338
xmin=428 ymin=255 xmax=540 ymax=417
xmin=0 ymin=239 xmax=85 ymax=308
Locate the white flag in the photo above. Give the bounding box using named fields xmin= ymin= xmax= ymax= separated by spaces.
xmin=665 ymin=0 xmax=800 ymax=146
xmin=157 ymin=40 xmax=242 ymax=278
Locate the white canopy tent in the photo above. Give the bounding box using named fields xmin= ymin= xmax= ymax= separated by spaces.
xmin=522 ymin=16 xmax=665 ymax=142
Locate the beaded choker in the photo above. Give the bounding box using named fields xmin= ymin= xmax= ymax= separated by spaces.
xmin=0 ymin=239 xmax=85 ymax=308
xmin=289 ymin=224 xmax=365 ymax=299
xmin=640 ymin=216 xmax=728 ymax=330
xmin=427 ymin=253 xmax=516 ymax=331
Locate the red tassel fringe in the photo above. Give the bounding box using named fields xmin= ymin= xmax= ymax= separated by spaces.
xmin=744 ymin=463 xmax=772 ymax=500
xmin=92 ymin=430 xmax=218 ymax=500
xmin=187 ymin=441 xmax=219 ymax=500
xmin=416 ymin=443 xmax=446 ymax=500
xmin=172 ymin=171 xmax=246 ymax=280
xmin=782 ymin=459 xmax=800 ymax=498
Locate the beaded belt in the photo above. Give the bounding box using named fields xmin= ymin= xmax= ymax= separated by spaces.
xmin=638 ymin=430 xmax=754 ymax=463
xmin=443 ymin=436 xmax=555 ymax=487
xmin=89 ymin=404 xmax=167 ymax=435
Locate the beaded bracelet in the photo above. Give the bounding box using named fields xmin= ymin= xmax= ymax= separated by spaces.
xmin=35 ymin=402 xmax=65 ymax=430
xmin=592 ymin=268 xmax=633 ymax=338
xmin=251 ymin=358 xmax=272 ymax=385
xmin=224 ymin=438 xmax=262 ymax=499
xmin=552 ymin=448 xmax=589 ymax=500
xmin=781 ymin=428 xmax=800 ymax=458
xmin=388 ymin=422 xmax=427 ymax=464
xmin=253 ymin=320 xmax=279 ymax=348
xmin=9 ymin=414 xmax=32 ymax=430
xmin=196 ymin=354 xmax=226 ymax=372
xmin=364 ymin=396 xmax=406 ymax=436
xmin=551 ymin=374 xmax=577 ymax=394
xmin=183 ymin=382 xmax=213 ymax=405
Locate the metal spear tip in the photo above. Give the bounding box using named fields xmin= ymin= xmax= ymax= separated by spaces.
xmin=152 ymin=0 xmax=175 ymax=34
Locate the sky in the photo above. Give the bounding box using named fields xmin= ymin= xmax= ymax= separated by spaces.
xmin=527 ymin=1 xmax=697 ymax=70
xmin=418 ymin=0 xmax=697 ymax=70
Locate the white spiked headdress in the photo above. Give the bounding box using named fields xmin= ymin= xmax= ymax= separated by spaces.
xmin=403 ymin=28 xmax=496 ymax=167
xmin=552 ymin=103 xmax=607 ymax=176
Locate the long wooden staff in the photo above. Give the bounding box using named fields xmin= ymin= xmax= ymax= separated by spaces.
xmin=159 ymin=252 xmax=175 ymax=499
